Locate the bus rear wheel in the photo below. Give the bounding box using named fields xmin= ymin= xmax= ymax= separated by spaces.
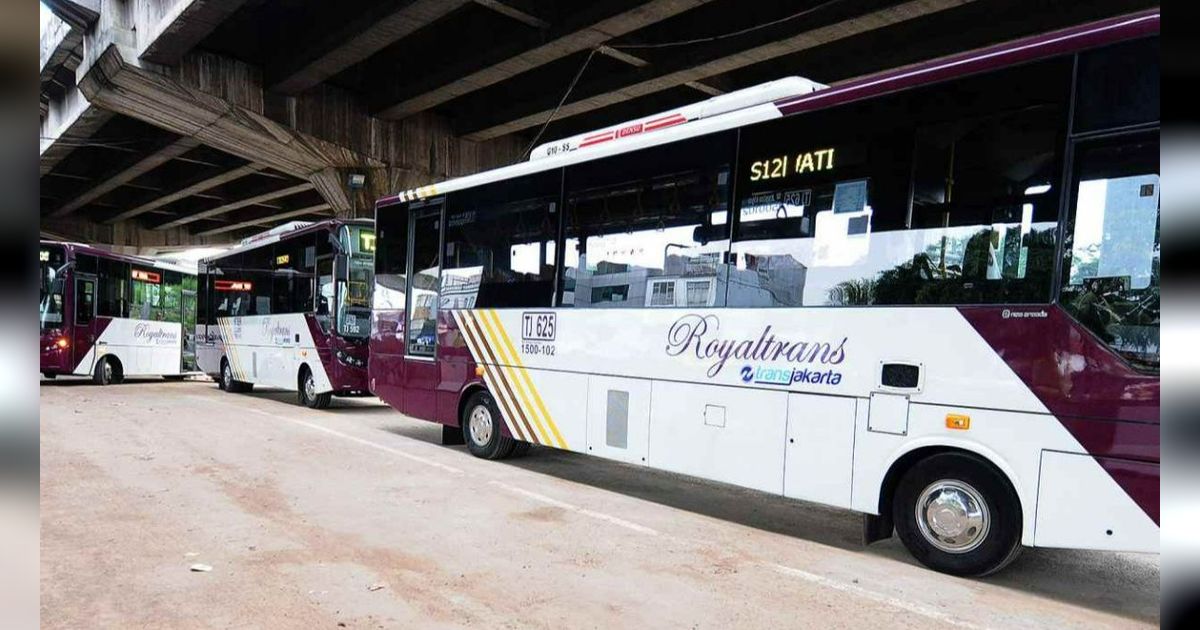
xmin=298 ymin=367 xmax=331 ymax=409
xmin=892 ymin=452 xmax=1022 ymax=577
xmin=462 ymin=391 xmax=516 ymax=460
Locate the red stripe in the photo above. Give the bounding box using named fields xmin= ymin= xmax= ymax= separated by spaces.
xmin=580 ymin=135 xmax=615 ymax=148
xmin=644 ymin=116 xmax=687 ymax=131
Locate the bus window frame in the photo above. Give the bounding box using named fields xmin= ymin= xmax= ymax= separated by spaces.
xmin=405 ymin=200 xmax=445 ymax=360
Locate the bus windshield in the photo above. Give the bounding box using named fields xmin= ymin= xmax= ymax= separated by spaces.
xmin=39 ymin=245 xmax=67 ymax=330
xmin=337 ymin=225 xmax=375 ymax=338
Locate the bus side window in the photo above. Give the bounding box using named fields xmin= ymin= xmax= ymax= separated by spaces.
xmin=562 ymin=132 xmax=735 ymax=309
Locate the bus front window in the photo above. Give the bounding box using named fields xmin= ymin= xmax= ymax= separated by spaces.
xmin=337 ymin=225 xmax=375 ymax=339
xmin=40 ymin=245 xmax=67 ymax=330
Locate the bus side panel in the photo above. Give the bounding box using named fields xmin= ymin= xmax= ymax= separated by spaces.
xmin=79 ymin=318 xmax=183 ymax=376
xmin=1034 ymin=451 xmax=1158 ymax=552
xmin=216 ymin=314 xmax=333 ymax=393
xmin=783 ymin=393 xmax=858 ymax=509
xmin=197 ymin=322 xmax=222 ymax=376
xmin=647 ymin=381 xmax=788 ymax=494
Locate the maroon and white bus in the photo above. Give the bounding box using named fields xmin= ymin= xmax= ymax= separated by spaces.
xmin=40 ymin=241 xmax=198 ymax=384
xmin=196 ymin=219 xmax=374 ymax=408
xmin=369 ymin=12 xmax=1159 ymax=576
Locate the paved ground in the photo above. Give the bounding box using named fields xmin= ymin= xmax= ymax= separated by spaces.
xmin=41 ymin=378 xmax=1160 ymax=629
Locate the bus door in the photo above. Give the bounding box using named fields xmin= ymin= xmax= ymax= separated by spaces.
xmin=403 ymin=204 xmax=443 ymax=418
xmin=181 ymin=288 xmax=197 ymax=371
xmin=73 ymin=273 xmax=97 ymax=371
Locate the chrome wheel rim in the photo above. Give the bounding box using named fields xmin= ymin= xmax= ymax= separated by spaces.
xmin=468 ymin=405 xmax=493 ymax=446
xmin=223 ymin=363 xmax=232 ymax=388
xmin=915 ymin=479 xmax=990 ymax=554
xmin=103 ymin=360 xmax=113 ymax=382
xmin=304 ymin=373 xmax=316 ymax=400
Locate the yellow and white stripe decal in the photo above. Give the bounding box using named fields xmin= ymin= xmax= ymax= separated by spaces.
xmin=453 ymin=310 xmax=568 ymax=449
xmin=396 ymin=184 xmax=440 ymax=203
xmin=216 ymin=317 xmax=248 ymax=381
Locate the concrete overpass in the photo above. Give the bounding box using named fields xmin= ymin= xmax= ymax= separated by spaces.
xmin=39 ymin=0 xmax=1155 ymax=253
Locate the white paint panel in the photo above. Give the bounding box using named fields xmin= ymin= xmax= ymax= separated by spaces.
xmin=523 ymin=369 xmax=588 ymax=453
xmin=211 ymin=315 xmax=332 ymax=394
xmin=868 ymin=392 xmax=909 ymax=435
xmin=586 ymin=376 xmax=650 ymax=465
xmin=83 ymin=318 xmax=184 ymax=376
xmin=784 ymin=394 xmax=857 ymax=508
xmin=1035 ymin=451 xmax=1158 ymax=552
xmin=648 ymin=381 xmax=788 ymax=494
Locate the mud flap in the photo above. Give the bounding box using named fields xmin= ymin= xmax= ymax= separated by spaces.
xmin=863 ymin=512 xmax=893 ymax=545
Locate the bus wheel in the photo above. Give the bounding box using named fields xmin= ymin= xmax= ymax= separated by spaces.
xmin=298 ymin=367 xmax=331 ymax=409
xmin=893 ymin=452 xmax=1022 ymax=577
xmin=93 ymin=357 xmax=120 ymax=386
xmin=221 ymin=360 xmax=250 ymax=393
xmin=462 ymin=391 xmax=515 ymax=460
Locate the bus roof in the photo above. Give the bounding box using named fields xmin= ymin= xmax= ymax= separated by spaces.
xmin=375 ymin=9 xmax=1158 ymax=211
xmin=41 ymin=240 xmax=196 ymax=275
xmin=200 ymin=217 xmax=373 ymax=263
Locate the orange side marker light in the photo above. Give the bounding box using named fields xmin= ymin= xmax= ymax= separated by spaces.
xmin=475 ymin=366 xmax=485 ymax=377
xmin=946 ymin=414 xmax=971 ymax=430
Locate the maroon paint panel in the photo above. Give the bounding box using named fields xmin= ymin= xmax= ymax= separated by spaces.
xmin=774 ymin=11 xmax=1159 ymax=118
xmin=958 ymin=306 xmax=1158 ymax=425
xmin=959 ymin=305 xmax=1159 ymax=524
xmin=1097 ymin=456 xmax=1159 ymax=526
xmin=301 ymin=314 xmax=369 ymax=394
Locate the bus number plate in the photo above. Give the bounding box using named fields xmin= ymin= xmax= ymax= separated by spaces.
xmin=521 ymin=312 xmax=556 ymax=356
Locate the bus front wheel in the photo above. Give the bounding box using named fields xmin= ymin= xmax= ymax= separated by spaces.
xmin=298 ymin=367 xmax=331 ymax=409
xmin=462 ymin=391 xmax=517 ymax=460
xmin=892 ymin=451 xmax=1022 ymax=577
xmin=221 ymin=360 xmax=252 ymax=393
xmin=92 ymin=356 xmax=122 ymax=386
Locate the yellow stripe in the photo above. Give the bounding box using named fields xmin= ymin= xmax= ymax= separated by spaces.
xmin=217 ymin=318 xmax=242 ymax=380
xmin=475 ymin=310 xmax=552 ymax=446
xmin=454 ymin=312 xmax=529 ymax=442
xmin=482 ymin=310 xmax=568 ymax=450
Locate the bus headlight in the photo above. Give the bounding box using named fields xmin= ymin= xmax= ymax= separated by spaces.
xmin=335 ymin=349 xmax=366 ymax=368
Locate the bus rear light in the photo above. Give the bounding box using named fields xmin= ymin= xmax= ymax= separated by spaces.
xmin=946 ymin=414 xmax=971 ymax=430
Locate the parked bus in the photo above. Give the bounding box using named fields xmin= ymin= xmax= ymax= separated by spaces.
xmin=40 ymin=241 xmax=198 ymax=384
xmin=197 ymin=219 xmax=374 ymax=408
xmin=369 ymin=12 xmax=1159 ymax=576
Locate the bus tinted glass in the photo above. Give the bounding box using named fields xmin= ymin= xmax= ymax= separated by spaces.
xmin=562 ymin=132 xmax=734 ymax=308
xmin=732 ymin=57 xmax=1070 ymax=306
xmin=443 ymin=172 xmax=559 ymax=309
xmin=1060 ymin=133 xmax=1159 ymax=371
xmin=39 ymin=244 xmax=67 ymax=330
xmin=338 ymin=225 xmax=374 ymax=338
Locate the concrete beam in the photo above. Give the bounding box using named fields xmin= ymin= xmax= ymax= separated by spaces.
xmin=152 ymin=182 xmax=315 ymax=229
xmin=194 ymin=204 xmax=332 ymax=236
xmin=77 ymin=45 xmax=382 ymax=213
xmin=473 ymin=0 xmax=549 ymax=29
xmin=43 ymin=0 xmax=100 ymax=30
xmin=268 ymin=0 xmax=471 ymax=95
xmin=40 ymin=87 xmax=113 ymax=177
xmin=138 ymin=0 xmax=251 ymax=65
xmin=48 ymin=137 xmax=201 ymax=219
xmin=104 ymin=163 xmax=263 ymax=224
xmin=373 ymin=0 xmax=717 ymax=120
xmin=463 ymin=0 xmax=972 ymax=140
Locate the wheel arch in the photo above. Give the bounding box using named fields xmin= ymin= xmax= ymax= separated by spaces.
xmin=455 ymin=381 xmax=489 ymax=429
xmin=871 ymin=439 xmax=1030 ymax=545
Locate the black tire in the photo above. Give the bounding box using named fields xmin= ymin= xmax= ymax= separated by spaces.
xmin=461 ymin=391 xmax=516 ymax=460
xmin=893 ymin=452 xmax=1023 ymax=577
xmin=298 ymin=367 xmax=332 ymax=409
xmin=220 ymin=359 xmax=251 ymax=393
xmin=42 ymin=372 xmax=57 ymax=380
xmin=92 ymin=356 xmax=118 ymax=385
